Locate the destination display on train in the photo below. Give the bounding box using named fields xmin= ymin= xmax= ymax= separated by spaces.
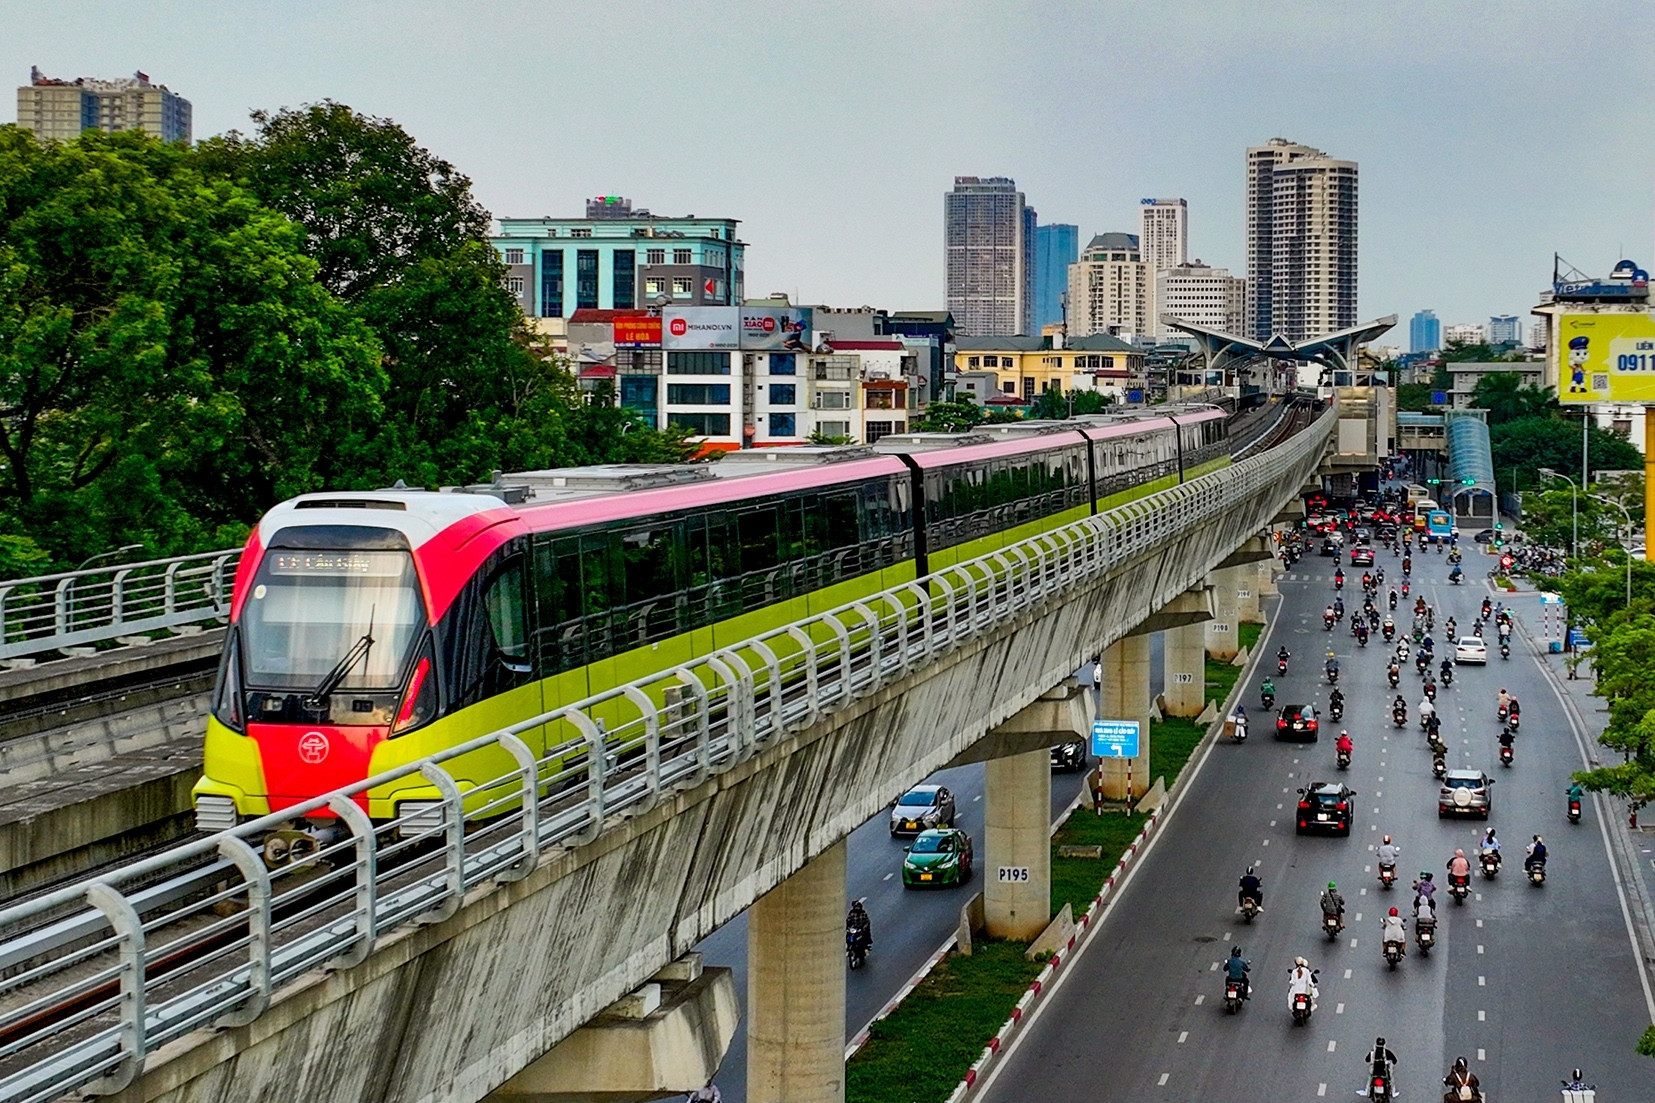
xmin=267 ymin=551 xmax=405 ymax=576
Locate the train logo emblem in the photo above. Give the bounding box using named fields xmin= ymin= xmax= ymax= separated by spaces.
xmin=297 ymin=731 xmax=330 ymax=764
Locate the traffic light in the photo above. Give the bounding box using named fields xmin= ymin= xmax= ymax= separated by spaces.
xmin=1427 ymin=477 xmax=1441 ymax=485
xmin=1462 ymin=478 xmax=1477 ymax=486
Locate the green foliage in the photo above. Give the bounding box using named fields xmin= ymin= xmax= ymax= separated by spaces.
xmin=1440 ymin=343 xmax=1526 ymax=363
xmin=1518 ymin=486 xmax=1620 ymax=552
xmin=1637 ymin=1023 xmax=1655 ymax=1058
xmin=807 ymin=429 xmax=856 ymax=446
xmin=1027 ymin=389 xmax=1112 ymax=420
xmin=1469 ymin=372 xmax=1555 ymax=425
xmin=1490 ymin=416 xmax=1642 ymax=492
xmin=1395 ymin=383 xmax=1439 ymax=412
xmin=913 ymin=396 xmax=988 ymax=433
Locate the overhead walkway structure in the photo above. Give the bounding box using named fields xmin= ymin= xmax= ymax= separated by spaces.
xmin=1160 ymin=314 xmax=1399 ymax=389
xmin=1444 ymin=412 xmax=1497 ymax=529
xmin=0 ymin=406 xmax=1337 ymax=1103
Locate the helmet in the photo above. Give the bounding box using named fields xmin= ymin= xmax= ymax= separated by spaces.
xmin=1340 ymin=729 xmax=1349 ymax=737
xmin=1573 ymin=1069 xmax=1583 ymax=1082
xmin=1246 ymin=865 xmax=1255 ymax=875
xmin=1388 ymin=907 xmax=1398 ymax=916
xmin=1230 ymin=946 xmax=1242 ymax=957
xmin=1383 ymin=835 xmax=1392 ymax=844
xmin=1327 ymin=881 xmax=1337 ymax=890
xmin=1454 ymin=1057 xmax=1468 ymax=1072
xmin=1423 ymin=872 xmax=1434 ymax=881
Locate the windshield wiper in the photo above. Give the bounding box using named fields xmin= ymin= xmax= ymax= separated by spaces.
xmin=307 ymin=608 xmax=375 ymax=705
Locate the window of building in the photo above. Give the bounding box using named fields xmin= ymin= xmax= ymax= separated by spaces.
xmin=504 ymin=276 xmax=525 ymax=295
xmin=540 ymin=250 xmax=563 ymax=318
xmin=769 ymin=384 xmax=796 ymax=406
xmin=1002 ymin=381 xmax=1016 ymax=394
xmin=612 ymin=249 xmax=635 ymax=310
xmin=707 ymin=248 xmax=724 ymax=267
xmin=710 ymin=228 xmax=722 ymax=239
xmin=646 ymin=248 xmax=665 ymax=265
xmin=618 ymin=350 xmax=663 ymax=374
xmin=817 ymin=420 xmax=850 ymax=438
xmin=576 ymin=249 xmax=599 ymax=311
xmin=619 ymin=376 xmax=658 ymax=424
xmin=816 ymin=391 xmax=851 ymax=409
xmin=865 ymin=389 xmax=896 ymax=410
xmin=545 ymin=228 xmax=558 ymax=237
xmin=668 ymin=412 xmax=730 ymax=436
xmin=673 ymin=277 xmax=693 ymax=296
xmin=1022 ymin=377 xmax=1035 ymax=400
xmin=645 ymin=278 xmax=662 ymax=295
xmin=770 ymin=353 xmax=796 ymax=375
xmin=967 ymin=356 xmax=980 ymax=368
xmin=571 ymin=228 xmax=592 ymax=238
xmin=667 ymin=351 xmax=731 ymax=375
xmin=770 ymin=411 xmax=796 ymax=436
xmin=865 ymin=421 xmax=895 ymax=443
xmin=673 ymin=248 xmax=693 ymax=265
xmin=503 ymin=248 xmax=524 ymax=265
xmin=667 ymin=383 xmax=731 ymax=405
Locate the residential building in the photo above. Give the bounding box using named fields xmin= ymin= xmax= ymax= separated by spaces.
xmin=1444 ymin=323 xmax=1486 ymax=347
xmin=1034 ymin=223 xmax=1079 ymax=331
xmin=1409 ymin=310 xmax=1442 ymax=354
xmin=953 ymin=333 xmax=1147 ymax=403
xmin=1446 ymin=361 xmax=1545 ymax=409
xmin=1245 ymin=138 xmax=1358 ymax=341
xmin=1527 ymin=320 xmax=1548 ymax=350
xmin=491 ymin=199 xmax=743 ymax=321
xmin=1139 ymin=198 xmax=1188 ymax=329
xmin=1488 ymin=315 xmax=1523 ymax=345
xmin=16 ymin=66 xmax=190 ymax=143
xmin=945 ymin=176 xmax=1036 ymax=336
xmin=1067 ymin=233 xmax=1150 ymax=339
xmin=1154 ymin=261 xmax=1244 ymax=338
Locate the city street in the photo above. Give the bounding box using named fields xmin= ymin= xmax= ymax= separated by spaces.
xmin=975 ymin=534 xmax=1655 ymax=1102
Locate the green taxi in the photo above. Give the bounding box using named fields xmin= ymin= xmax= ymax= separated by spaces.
xmin=901 ymin=827 xmax=974 ymax=888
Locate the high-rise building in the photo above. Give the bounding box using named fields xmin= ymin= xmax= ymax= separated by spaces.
xmin=945 ymin=176 xmax=1036 ymax=336
xmin=1488 ymin=315 xmax=1523 ymax=345
xmin=1245 ymin=138 xmax=1358 ymax=342
xmin=1527 ymin=319 xmax=1549 ymax=350
xmin=1067 ymin=233 xmax=1150 ymax=338
xmin=1139 ymin=198 xmax=1188 ymax=337
xmin=1410 ymin=310 xmax=1442 ymax=354
xmin=1155 ymin=262 xmax=1244 ymax=338
xmin=15 ymin=66 xmax=190 ymax=143
xmin=1444 ymin=323 xmax=1486 ymax=347
xmin=1034 ymin=223 xmax=1079 ymax=330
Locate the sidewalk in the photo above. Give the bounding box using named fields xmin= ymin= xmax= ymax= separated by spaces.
xmin=1500 ymin=575 xmax=1655 ymax=980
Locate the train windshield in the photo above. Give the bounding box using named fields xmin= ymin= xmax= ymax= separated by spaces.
xmin=239 ymin=549 xmax=426 ymax=692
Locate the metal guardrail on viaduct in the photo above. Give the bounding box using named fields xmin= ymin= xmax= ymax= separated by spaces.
xmin=0 ymin=405 xmax=1335 ymax=1103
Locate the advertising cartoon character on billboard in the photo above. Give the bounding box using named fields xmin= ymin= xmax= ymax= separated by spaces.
xmin=1567 ymin=335 xmax=1590 ymax=394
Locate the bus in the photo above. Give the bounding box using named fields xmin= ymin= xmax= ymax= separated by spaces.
xmin=1425 ymin=510 xmax=1454 ymax=543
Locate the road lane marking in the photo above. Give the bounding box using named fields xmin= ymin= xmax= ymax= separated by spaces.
xmin=1223 ymin=931 xmax=1231 ymax=942
xmin=1194 ymin=995 xmax=1204 ymax=1005
xmin=1262 ymin=839 xmax=1270 ymax=846
xmin=1178 ymin=1031 xmax=1188 ymax=1044
xmin=1478 ymin=1009 xmax=1485 ymax=1021
xmin=1344 ymin=969 xmax=1352 ymax=979
xmin=1478 ymin=975 xmax=1485 ymax=985
xmin=1318 ymin=1084 xmax=1327 ymax=1097
xmin=1277 ymin=803 xmax=1284 ymax=809
xmin=974 ymin=794 xmax=982 ymax=801
xmin=1336 ymin=1002 xmax=1344 ymax=1014
xmin=1475 ymin=919 xmax=1483 ymax=927
xmin=1477 ymin=1049 xmax=1486 ymax=1061
xmin=883 ymin=873 xmax=894 ymax=881
xmin=1210 ymin=961 xmax=1219 ymax=970
xmin=1327 ymin=1040 xmax=1337 ymax=1052
xmin=1355 ymin=913 xmax=1363 ymax=922
xmin=1350 ymin=938 xmax=1358 ymax=947
xmin=1158 ymin=1073 xmax=1169 ymax=1086
xmin=1360 ymin=888 xmax=1367 ymax=896
xmin=1477 ymin=944 xmax=1484 ymax=954
xmin=1269 ymin=820 xmax=1276 ymax=827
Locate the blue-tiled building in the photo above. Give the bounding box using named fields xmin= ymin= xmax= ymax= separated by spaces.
xmin=1409 ymin=309 xmax=1441 ymax=354
xmin=1034 ymin=223 xmax=1079 ymax=331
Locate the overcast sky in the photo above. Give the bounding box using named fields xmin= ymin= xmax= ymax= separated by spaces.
xmin=7 ymin=1 xmax=1654 ymax=336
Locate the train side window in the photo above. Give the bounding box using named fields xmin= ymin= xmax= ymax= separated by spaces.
xmin=737 ymin=507 xmax=780 ymax=573
xmin=620 ymin=523 xmax=682 ymax=603
xmin=483 ymin=561 xmax=530 ymax=665
xmin=536 ymin=536 xmax=582 ymax=628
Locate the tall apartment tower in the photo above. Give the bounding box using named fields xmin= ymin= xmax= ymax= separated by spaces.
xmin=1245 ymin=138 xmax=1358 ymax=342
xmin=1033 ymin=223 xmax=1079 ymax=330
xmin=16 ymin=66 xmax=191 ymax=143
xmin=1410 ymin=310 xmax=1442 ymax=354
xmin=1140 ymin=198 xmax=1188 ymax=335
xmin=945 ymin=176 xmax=1036 ymax=336
xmin=1067 ymin=233 xmax=1149 ymax=339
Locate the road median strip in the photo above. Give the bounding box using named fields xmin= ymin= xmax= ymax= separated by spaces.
xmin=846 ymin=616 xmax=1266 ymax=1102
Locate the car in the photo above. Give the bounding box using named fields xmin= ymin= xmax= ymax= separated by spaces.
xmin=1050 ymin=740 xmax=1088 ymax=772
xmin=1353 ymin=527 xmax=1374 ymax=545
xmin=1473 ymin=529 xmax=1494 ymax=544
xmin=1275 ymin=703 xmax=1320 ymax=741
xmin=1319 ymin=537 xmax=1342 ymax=557
xmin=1350 ymin=547 xmax=1375 ymax=566
xmin=1376 ymin=524 xmax=1399 ymax=542
xmin=901 ymin=827 xmax=974 ymax=887
xmin=1455 ymin=638 xmax=1488 ymax=665
xmin=1296 ymin=780 xmax=1356 ymax=835
xmin=889 ymin=785 xmax=956 ymax=836
xmin=1439 ymin=769 xmax=1495 ymax=819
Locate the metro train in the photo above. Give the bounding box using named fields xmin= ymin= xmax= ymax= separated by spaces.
xmin=192 ymin=405 xmax=1229 ymax=833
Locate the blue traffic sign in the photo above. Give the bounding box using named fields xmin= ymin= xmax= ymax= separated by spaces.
xmin=1091 ymin=719 xmax=1141 ymax=758
xmin=1431 ymin=391 xmax=1447 ymax=405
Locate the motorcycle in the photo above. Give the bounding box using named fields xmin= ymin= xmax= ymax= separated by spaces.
xmin=1527 ymin=860 xmax=1547 ymax=886
xmin=1389 ymin=593 xmax=1398 ymax=610
xmin=1327 ymin=666 xmax=1339 ymax=685
xmin=1450 ymin=570 xmax=1463 ymax=584
xmin=1448 ymin=873 xmax=1471 ymax=904
xmin=1336 ymin=748 xmax=1351 ymax=770
xmin=1277 ymin=657 xmax=1289 ymax=676
xmin=1415 ymin=916 xmax=1436 ymax=955
xmin=1500 ymin=744 xmax=1514 ymax=767
xmin=1383 ymin=939 xmax=1405 ymax=970
xmin=1240 ymin=895 xmax=1259 ymax=923
xmin=1387 ymin=666 xmax=1400 ymax=688
xmin=1568 ymin=795 xmax=1583 ymax=825
xmin=1425 ymin=682 xmax=1437 ymax=701
xmin=1261 ymin=690 xmax=1275 ymax=710
xmin=1480 ymin=850 xmax=1501 ymax=878
xmin=846 ymin=927 xmax=870 ymax=969
xmin=1498 ymin=704 xmax=1509 ymax=723
xmin=1324 ymin=614 xmax=1335 ymax=631
xmin=1224 ymin=977 xmax=1247 ymax=1014
xmin=1427 ymin=731 xmax=1447 ymax=755
xmin=1330 ymin=700 xmax=1344 ymax=722
xmin=1442 ymin=666 xmax=1454 ymax=687
xmin=1415 ymin=653 xmax=1429 ymax=675
xmin=1323 ymin=912 xmax=1343 ymax=941
xmin=1356 ymin=628 xmax=1368 ymax=648
xmin=1383 ymin=624 xmax=1396 ymax=643
xmin=1509 ymin=710 xmax=1520 ymax=731
xmin=1393 ymin=706 xmax=1407 ymax=727
xmin=1432 ymin=754 xmax=1448 ymax=779
xmin=1500 ymin=642 xmax=1510 ymax=660
xmin=1291 ymin=988 xmax=1316 ymax=1026
xmin=1378 ymin=864 xmax=1396 ymax=890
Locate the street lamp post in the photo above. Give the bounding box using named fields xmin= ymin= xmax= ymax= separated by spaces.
xmin=1539 ymin=468 xmax=1578 ymax=561
xmin=1588 ymin=492 xmax=1634 ymax=608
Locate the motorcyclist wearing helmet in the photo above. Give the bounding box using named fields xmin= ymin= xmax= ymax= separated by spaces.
xmin=1320 ymin=881 xmax=1345 ymax=919
xmin=1238 ymin=866 xmax=1263 ymax=911
xmin=1225 ymin=945 xmax=1251 ymax=999
xmin=1413 ymin=871 xmax=1436 ymax=908
xmin=1381 ymin=907 xmax=1407 ymax=956
xmin=1277 ymin=645 xmax=1291 ymax=665
xmin=1525 ymin=835 xmax=1548 ymax=872
xmin=1375 ymin=835 xmax=1401 ymax=869
xmin=846 ymin=899 xmax=872 ymax=950
xmin=1497 ymin=688 xmax=1511 ymax=713
xmin=1287 ymin=956 xmax=1318 ymax=1013
xmin=1498 ymin=726 xmax=1515 ymax=750
xmin=1325 ymin=652 xmax=1340 ymax=679
xmin=1367 ymin=1036 xmax=1399 ymax=1084
xmin=1335 ymin=729 xmax=1354 ymax=756
xmin=1330 ymin=687 xmax=1345 ymax=712
xmin=1443 ymin=1056 xmax=1481 ymax=1102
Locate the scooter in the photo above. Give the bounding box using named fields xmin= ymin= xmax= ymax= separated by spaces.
xmin=1500 ymin=744 xmax=1514 ymax=767
xmin=1415 ymin=917 xmax=1437 ymax=955
xmin=1387 ymin=666 xmax=1400 ymax=688
xmin=1568 ymin=794 xmax=1583 ymax=825
xmin=1327 ymin=666 xmax=1339 ymax=685
xmin=846 ymin=927 xmax=870 ymax=969
xmin=1441 ymin=666 xmax=1454 ymax=687
xmin=1277 ymin=657 xmax=1289 ymax=676
xmin=1480 ymin=850 xmax=1501 ymax=878
xmin=1330 ymin=700 xmax=1344 ymax=722
xmin=1239 ymin=895 xmax=1260 ymax=923
xmin=1448 ymin=873 xmax=1471 ymax=904
xmin=1393 ymin=706 xmax=1407 ymax=728
xmin=1323 ymin=912 xmax=1344 ymax=941
xmin=1498 ymin=704 xmax=1509 ymax=723
xmin=1383 ymin=939 xmax=1405 ymax=970
xmin=1324 ymin=614 xmax=1335 ymax=631
xmin=1527 ymin=860 xmax=1547 ymax=886
xmin=1509 ymin=710 xmax=1521 ymax=731
xmin=1291 ymin=987 xmax=1316 ymax=1026
xmin=1500 ymin=642 xmax=1510 ymax=660
xmin=1378 ymin=864 xmax=1397 ymax=890
xmin=1424 ymin=682 xmax=1437 ymax=702
xmin=1336 ymin=748 xmax=1351 ymax=771
xmin=1432 ymin=754 xmax=1448 ymax=779
xmin=1224 ymin=977 xmax=1247 ymax=1014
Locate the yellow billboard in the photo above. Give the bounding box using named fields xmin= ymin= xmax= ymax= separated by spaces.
xmin=1558 ymin=312 xmax=1655 ymax=403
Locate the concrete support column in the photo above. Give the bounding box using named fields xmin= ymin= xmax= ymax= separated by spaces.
xmin=983 ymin=748 xmax=1052 ymax=940
xmin=1098 ymin=633 xmax=1152 ymax=800
xmin=1257 ymin=540 xmax=1280 ymax=596
xmin=1205 ymin=568 xmax=1241 ymax=661
xmin=1162 ymin=622 xmax=1207 ymax=718
xmin=748 ymin=840 xmax=845 ymax=1103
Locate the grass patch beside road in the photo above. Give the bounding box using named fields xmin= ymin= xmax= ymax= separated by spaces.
xmin=1051 ymin=809 xmax=1149 ymax=919
xmin=847 ymin=941 xmax=1042 ymax=1103
xmin=1239 ymin=622 xmax=1263 ymax=651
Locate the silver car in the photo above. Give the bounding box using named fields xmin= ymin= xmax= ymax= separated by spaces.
xmin=1439 ymin=769 xmax=1495 ymax=819
xmin=890 ymin=785 xmax=956 ymax=836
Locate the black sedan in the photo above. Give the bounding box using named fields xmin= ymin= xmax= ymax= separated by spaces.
xmin=1296 ymin=781 xmax=1356 ymax=835
xmin=1275 ymin=703 xmax=1320 ymax=741
xmin=1050 ymin=740 xmax=1088 ymax=772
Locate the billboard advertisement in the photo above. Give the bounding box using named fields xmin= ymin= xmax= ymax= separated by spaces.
xmin=739 ymin=307 xmax=812 ymax=351
xmin=1558 ymin=312 xmax=1655 ymax=403
xmin=613 ymin=315 xmax=662 ymax=347
xmin=663 ymin=307 xmax=739 ymax=350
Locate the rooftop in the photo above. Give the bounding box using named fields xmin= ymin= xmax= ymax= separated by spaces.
xmin=955 ymin=334 xmax=1138 ymax=353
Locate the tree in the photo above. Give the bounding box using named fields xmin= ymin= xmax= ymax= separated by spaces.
xmin=1027 ymin=389 xmax=1112 ymax=420
xmin=1395 ymin=383 xmax=1438 ymax=412
xmin=1469 ymin=372 xmax=1555 ymax=425
xmin=1489 ymin=416 xmax=1642 ymax=492
xmin=1519 ymin=486 xmax=1620 ymax=554
xmin=913 ymin=397 xmax=988 ymax=433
